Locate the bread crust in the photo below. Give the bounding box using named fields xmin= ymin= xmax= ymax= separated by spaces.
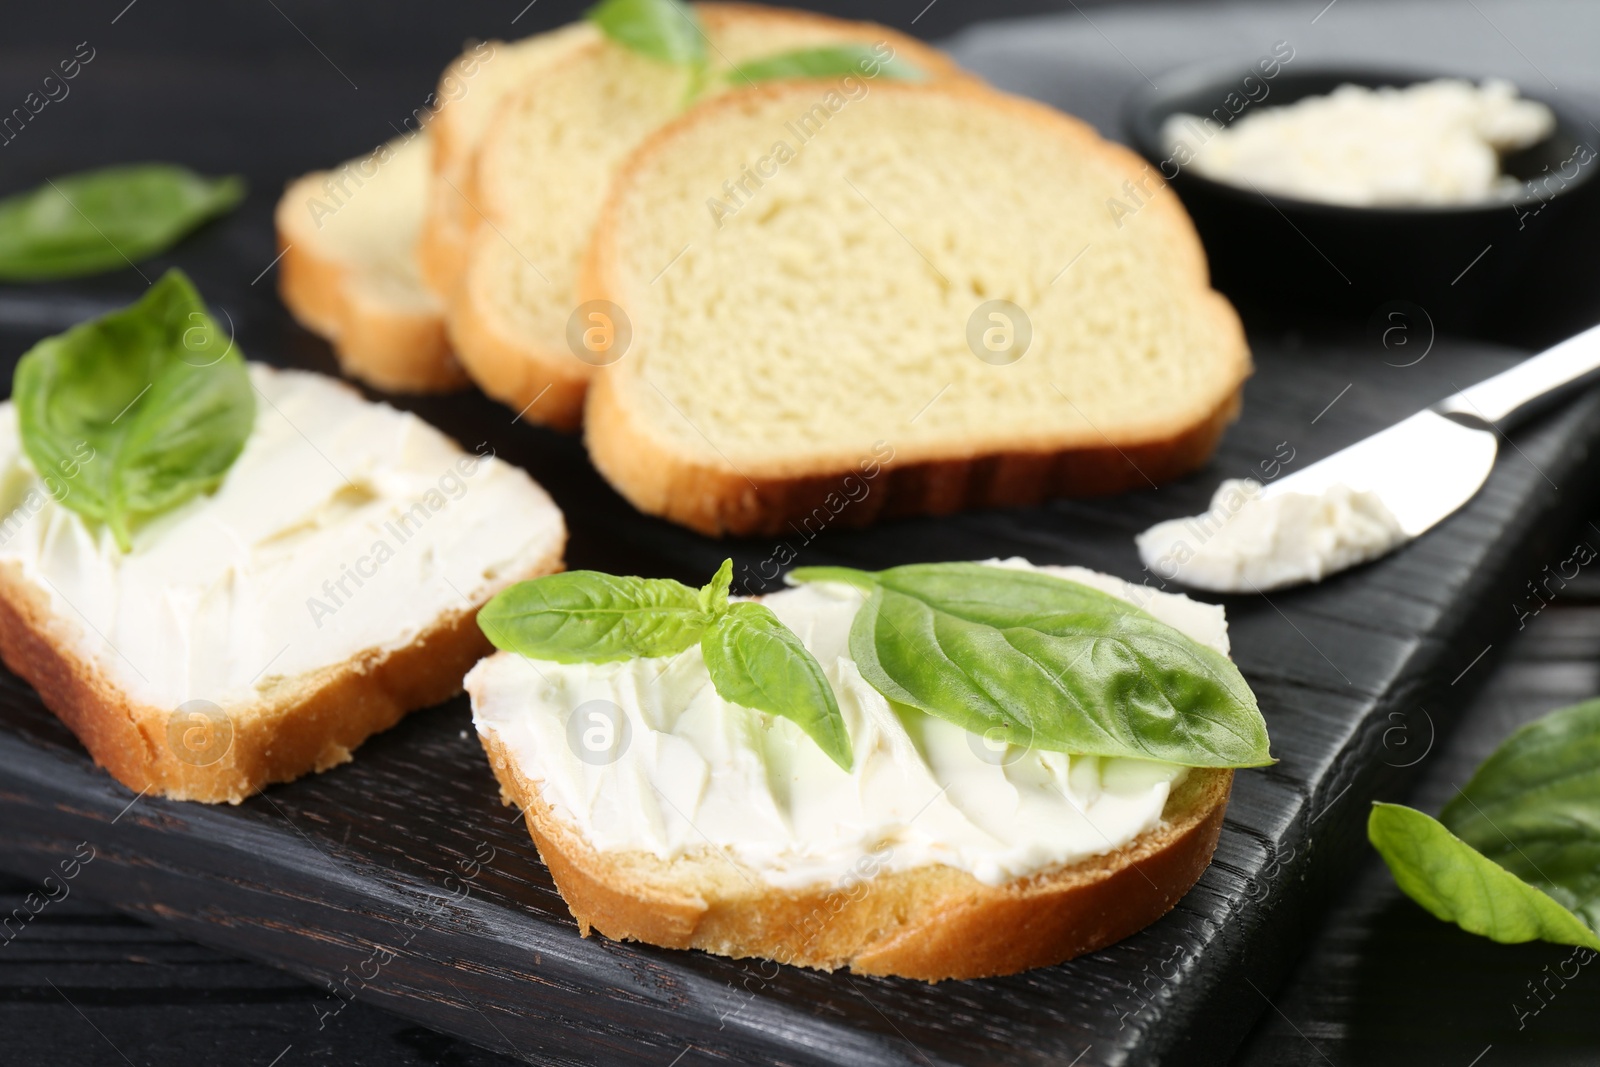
xmin=419 ymin=22 xmax=601 ymax=300
xmin=416 ymin=179 xmax=475 ymax=301
xmin=0 ymin=545 xmax=563 ymax=804
xmin=587 ymin=369 xmax=1241 ymax=536
xmin=580 ymin=79 xmax=1250 ymax=534
xmin=445 ymin=248 xmax=593 ymax=431
xmin=275 ymin=171 xmax=469 ymax=394
xmin=439 ymin=4 xmax=969 ymax=432
xmin=481 ymin=729 xmax=1231 ymax=980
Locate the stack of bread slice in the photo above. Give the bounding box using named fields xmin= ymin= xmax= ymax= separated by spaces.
xmin=276 ymin=5 xmax=958 ymax=417
xmin=437 ymin=6 xmax=963 ymax=429
xmin=277 ymin=3 xmax=1248 ymax=532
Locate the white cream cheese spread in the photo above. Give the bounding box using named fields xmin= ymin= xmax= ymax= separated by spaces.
xmin=1165 ymin=78 xmax=1555 ymax=206
xmin=1136 ymin=478 xmax=1405 ymax=593
xmin=0 ymin=363 xmax=564 ymax=712
xmin=468 ymin=559 xmax=1228 ymax=891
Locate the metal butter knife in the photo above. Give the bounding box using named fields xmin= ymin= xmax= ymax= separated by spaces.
xmin=1260 ymin=322 xmax=1600 ymax=541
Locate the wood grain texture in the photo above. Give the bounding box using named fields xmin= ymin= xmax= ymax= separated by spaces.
xmin=2 ymin=326 xmax=1598 ymax=1066
xmin=1233 ymin=590 xmax=1600 ymax=1066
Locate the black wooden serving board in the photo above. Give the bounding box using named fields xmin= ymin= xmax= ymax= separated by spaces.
xmin=2 ymin=315 xmax=1600 ymax=1067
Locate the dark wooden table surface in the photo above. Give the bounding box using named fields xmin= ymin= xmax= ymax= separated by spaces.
xmin=6 ymin=1 xmax=1600 ymax=1064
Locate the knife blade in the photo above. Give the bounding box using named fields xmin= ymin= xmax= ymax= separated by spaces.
xmin=1260 ymin=316 xmax=1600 ymax=534
xmin=1261 ymin=323 xmax=1600 ymax=539
xmin=1139 ymin=324 xmax=1600 ymax=594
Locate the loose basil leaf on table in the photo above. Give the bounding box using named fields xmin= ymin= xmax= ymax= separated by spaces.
xmin=1369 ymin=802 xmax=1600 ymax=950
xmin=586 ymin=0 xmax=706 ymax=67
xmin=729 ymin=44 xmax=923 ymax=84
xmin=1440 ymin=697 xmax=1600 ymax=932
xmin=702 ymin=601 xmax=851 ymax=770
xmin=790 ymin=562 xmax=1272 ymax=769
xmin=480 ymin=560 xmax=853 ymax=768
xmin=13 ymin=268 xmax=254 ymax=551
xmin=0 ymin=164 xmax=245 ymax=281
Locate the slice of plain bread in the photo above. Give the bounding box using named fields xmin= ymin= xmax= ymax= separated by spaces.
xmin=277 ymin=132 xmax=464 ymax=393
xmin=418 ymin=22 xmax=599 ymax=297
xmin=582 ymin=81 xmax=1251 ymax=535
xmin=481 ymin=731 xmax=1230 ymax=980
xmin=443 ymin=4 xmax=965 ymax=431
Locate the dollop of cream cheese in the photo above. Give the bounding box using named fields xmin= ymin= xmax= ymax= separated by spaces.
xmin=0 ymin=363 xmax=564 ymax=712
xmin=1136 ymin=479 xmax=1405 ymax=593
xmin=1165 ymin=78 xmax=1555 ymax=206
xmin=468 ymin=559 xmax=1230 ymax=891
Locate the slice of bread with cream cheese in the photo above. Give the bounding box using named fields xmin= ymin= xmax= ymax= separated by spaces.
xmin=0 ymin=361 xmax=566 ymax=802
xmin=468 ymin=560 xmax=1247 ymax=980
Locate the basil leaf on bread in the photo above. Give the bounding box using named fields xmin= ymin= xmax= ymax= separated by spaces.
xmin=477 ymin=569 xmax=709 ymax=662
xmin=586 ymin=0 xmax=706 ymax=68
xmin=13 ymin=268 xmax=254 ymax=551
xmin=701 ymin=600 xmax=850 ymax=770
xmin=792 ymin=563 xmax=1272 ymax=769
xmin=479 ymin=560 xmax=851 ymax=769
xmin=586 ymin=0 xmax=920 ymax=92
xmin=486 ymin=560 xmax=1270 ymax=773
xmin=728 ymin=44 xmax=922 ymax=84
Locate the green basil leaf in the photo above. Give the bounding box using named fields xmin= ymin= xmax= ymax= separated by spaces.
xmin=0 ymin=165 xmax=245 ymax=281
xmin=729 ymin=44 xmax=923 ymax=84
xmin=793 ymin=562 xmax=1270 ymax=768
xmin=1369 ymin=802 xmax=1600 ymax=949
xmin=699 ymin=557 xmax=733 ymax=616
xmin=13 ymin=268 xmax=254 ymax=551
xmin=586 ymin=0 xmax=706 ymax=68
xmin=701 ymin=601 xmax=851 ymax=770
xmin=478 ymin=570 xmax=708 ymax=663
xmin=789 ymin=565 xmax=878 ymax=592
xmin=1440 ymin=698 xmax=1600 ymax=931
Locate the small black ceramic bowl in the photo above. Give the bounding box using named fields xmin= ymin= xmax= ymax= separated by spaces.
xmin=1125 ymin=65 xmax=1599 ymax=335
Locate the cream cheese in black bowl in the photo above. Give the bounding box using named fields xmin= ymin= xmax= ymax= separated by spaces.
xmin=1124 ymin=64 xmax=1599 ymax=335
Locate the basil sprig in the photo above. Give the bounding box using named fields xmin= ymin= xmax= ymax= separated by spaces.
xmin=1370 ymin=698 xmax=1600 ymax=948
xmin=790 ymin=563 xmax=1272 ymax=769
xmin=0 ymin=164 xmax=244 ymax=281
xmin=13 ymin=269 xmax=255 ymax=551
xmin=585 ymin=0 xmax=921 ymax=89
xmin=479 ymin=560 xmax=851 ymax=769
